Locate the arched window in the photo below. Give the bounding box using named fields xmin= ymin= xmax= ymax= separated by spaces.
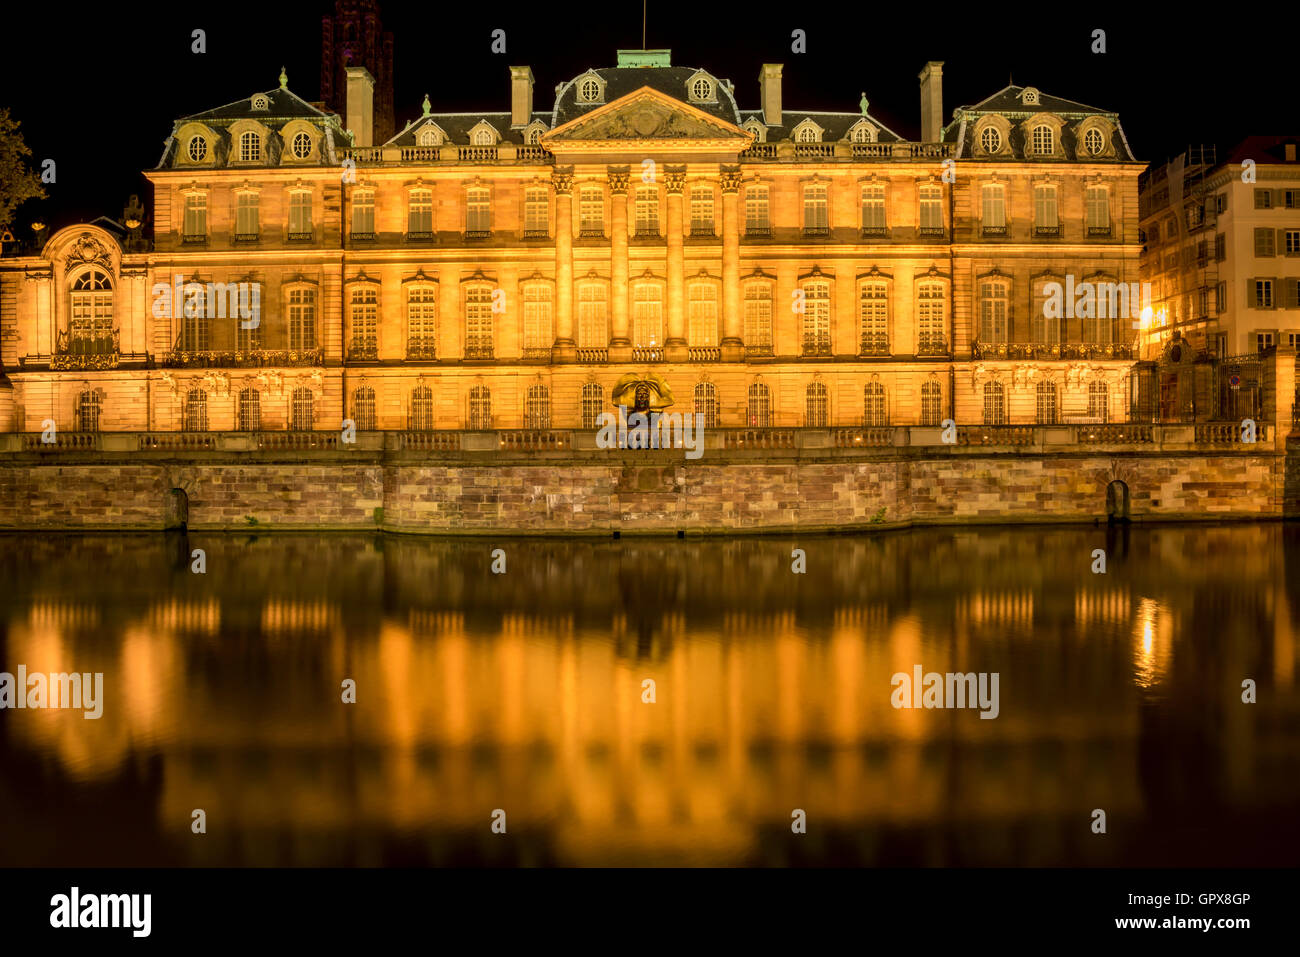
xmin=288 ymin=286 xmax=316 ymax=351
xmin=183 ymin=388 xmax=208 ymax=431
xmin=353 ymin=386 xmax=377 ymax=431
xmin=473 ymin=128 xmax=495 ymax=146
xmin=864 ymin=382 xmax=888 ymax=426
xmin=743 ymin=281 xmax=773 ymax=356
xmin=577 ymin=282 xmax=608 ymax=349
xmin=349 ymin=286 xmax=378 ymax=359
xmin=237 ymin=387 xmax=261 ymax=431
xmin=851 ymin=124 xmax=873 ymax=144
xmin=187 ymin=135 xmax=208 ymax=162
xmin=408 ymin=386 xmax=433 ymax=430
xmin=406 ymin=285 xmax=437 ymax=359
xmin=632 ymin=283 xmax=663 ymax=349
xmin=581 ymin=383 xmax=604 ymax=429
xmin=858 ymin=281 xmax=889 ymax=355
xmin=690 ymin=77 xmax=713 ymax=101
xmin=291 ymin=387 xmax=314 ymax=431
xmin=917 ymin=282 xmax=946 ymax=354
xmin=921 ymin=381 xmax=942 ymax=426
xmin=687 ymin=281 xmax=718 ymax=347
xmin=239 ymin=131 xmax=261 ymax=162
xmin=524 ymin=384 xmax=551 ymax=429
xmin=982 ymin=381 xmax=1006 ymax=425
xmin=801 ymin=279 xmax=831 ymax=356
xmin=464 ymin=285 xmax=494 ymax=358
xmin=1036 ymin=380 xmax=1058 ymax=424
xmin=806 ymin=382 xmax=829 ymax=427
xmin=522 ymin=283 xmax=554 ymax=356
xmin=694 ymin=382 xmax=719 ymax=428
xmin=417 ymin=126 xmax=440 ymax=147
xmin=468 ymin=385 xmax=492 ymax=429
xmin=76 ymin=391 xmax=100 ymax=432
xmin=527 ymin=127 xmax=543 ymax=145
xmin=1031 ymin=125 xmax=1054 ymax=155
xmin=1088 ymin=381 xmax=1109 ymax=421
xmin=980 ymin=126 xmax=1002 ymax=153
xmin=68 ymin=269 xmax=114 ymax=355
xmin=979 ymin=279 xmax=1009 ymax=344
xmin=796 ymin=125 xmax=819 ymax=144
xmin=747 ymin=383 xmax=771 ymax=427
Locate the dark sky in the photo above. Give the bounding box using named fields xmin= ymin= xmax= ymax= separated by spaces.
xmin=4 ymin=0 xmax=1290 ymax=233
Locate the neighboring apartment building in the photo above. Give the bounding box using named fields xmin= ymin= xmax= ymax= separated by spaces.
xmin=1139 ymin=137 xmax=1300 ymax=360
xmin=0 ymin=50 xmax=1145 ymax=435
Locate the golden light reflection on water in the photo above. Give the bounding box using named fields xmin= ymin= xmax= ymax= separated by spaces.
xmin=2 ymin=525 xmax=1299 ymax=866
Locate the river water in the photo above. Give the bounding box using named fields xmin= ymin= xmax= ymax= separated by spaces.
xmin=1 ymin=524 xmax=1297 ymax=866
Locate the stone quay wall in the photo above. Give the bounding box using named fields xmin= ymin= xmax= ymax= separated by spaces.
xmin=0 ymin=424 xmax=1291 ymax=534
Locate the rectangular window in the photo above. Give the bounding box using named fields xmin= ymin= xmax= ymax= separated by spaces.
xmin=1215 ymin=233 xmax=1226 ymax=261
xmin=1286 ymin=190 xmax=1300 ymax=209
xmin=351 ymin=191 xmax=375 ymax=236
xmin=1216 ymin=281 xmax=1227 ymax=314
xmin=802 ymin=282 xmax=831 ymax=355
xmin=578 ymin=187 xmax=603 ymax=236
xmin=981 ymin=184 xmax=1005 ymax=231
xmin=288 ymin=288 xmax=316 ymax=350
xmin=635 ymin=187 xmax=660 ymax=236
xmin=466 ymin=188 xmax=491 ymax=236
xmin=524 ymin=188 xmax=549 ymax=236
xmin=577 ymin=284 xmax=608 ymax=348
xmin=745 ymin=186 xmax=769 ymax=236
xmin=349 ymin=288 xmax=378 ymax=358
xmin=916 ymin=284 xmax=946 ymax=353
xmin=1286 ymin=230 xmax=1300 ymax=255
xmin=235 ymin=193 xmax=259 ymax=238
xmin=1214 ymin=193 xmax=1227 ymax=214
xmin=406 ymin=286 xmax=437 ymax=359
xmin=1255 ymin=279 xmax=1274 ymax=308
xmin=860 ymin=184 xmax=886 ymax=233
xmin=1255 ymin=189 xmax=1273 ymax=209
xmin=690 ymin=185 xmax=714 ymax=236
xmin=288 ymin=192 xmax=312 ymax=238
xmin=803 ymin=184 xmax=828 ymax=234
xmin=183 ymin=193 xmax=207 ymax=239
xmin=743 ymin=284 xmax=772 ymax=354
xmin=464 ymin=286 xmax=494 ymax=357
xmin=1257 ymin=332 xmax=1275 ymax=352
xmin=858 ymin=283 xmax=888 ymax=354
xmin=1256 ymin=228 xmax=1276 ymax=256
xmin=632 ymin=284 xmax=663 ymax=348
xmin=1086 ymin=186 xmax=1109 ymax=233
xmin=1034 ymin=184 xmax=1059 ymax=231
xmin=522 ymin=285 xmax=553 ymax=355
xmin=919 ymin=185 xmax=943 ymax=232
xmin=408 ymin=189 xmax=433 ymax=236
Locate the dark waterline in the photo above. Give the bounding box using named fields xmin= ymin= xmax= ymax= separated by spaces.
xmin=1 ymin=524 xmax=1298 ymax=866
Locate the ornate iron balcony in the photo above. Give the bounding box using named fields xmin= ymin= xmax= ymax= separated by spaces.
xmin=858 ymin=334 xmax=890 ymax=357
xmin=232 ymin=233 xmax=259 ymax=243
xmin=348 ymin=341 xmax=378 ymax=361
xmin=802 ymin=336 xmax=832 ymax=357
xmin=464 ymin=229 xmax=492 ymax=240
xmin=406 ymin=337 xmax=437 ymax=361
xmin=406 ymin=231 xmax=435 ymax=241
xmin=982 ymin=225 xmax=1008 ymax=237
xmin=860 ymin=225 xmax=889 ymax=238
xmin=464 ymin=342 xmax=494 ymax=359
xmin=1034 ymin=225 xmax=1062 ymax=238
xmin=162 ymin=348 xmax=323 ymax=368
xmin=916 ymin=333 xmax=949 ymax=356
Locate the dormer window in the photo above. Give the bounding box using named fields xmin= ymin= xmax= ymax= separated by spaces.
xmin=473 ymin=128 xmax=494 ymax=146
xmin=187 ymin=135 xmax=208 ymax=162
xmin=291 ymin=131 xmax=312 ymax=159
xmin=1083 ymin=127 xmax=1105 ymax=156
xmin=742 ymin=119 xmax=766 ymax=143
xmin=848 ymin=121 xmax=875 ymax=144
xmin=251 ymin=94 xmax=269 ymax=111
xmin=417 ymin=126 xmax=440 ymax=147
xmin=527 ymin=127 xmax=542 ymax=144
xmin=690 ymin=77 xmax=714 ymax=101
xmin=239 ymin=131 xmax=261 ymax=162
xmin=1020 ymin=87 xmax=1040 ymax=105
xmin=579 ymin=78 xmax=601 ymax=102
xmin=796 ymin=126 xmax=819 ymax=144
xmin=1031 ymin=125 xmax=1053 ymax=156
xmin=980 ymin=127 xmax=1002 ymax=153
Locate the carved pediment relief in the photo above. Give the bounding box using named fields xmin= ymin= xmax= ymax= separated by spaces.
xmin=543 ymin=88 xmax=750 ymax=148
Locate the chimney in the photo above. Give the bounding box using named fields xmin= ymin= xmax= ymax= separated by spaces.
xmin=346 ymin=66 xmax=375 ymax=148
xmin=510 ymin=66 xmax=534 ymax=129
xmin=759 ymin=63 xmax=783 ymax=127
xmin=918 ymin=61 xmax=943 ymax=143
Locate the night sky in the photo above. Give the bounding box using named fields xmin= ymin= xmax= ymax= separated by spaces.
xmin=4 ymin=1 xmax=1289 ymax=233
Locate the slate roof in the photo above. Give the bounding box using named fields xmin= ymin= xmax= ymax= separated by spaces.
xmin=1222 ymin=135 xmax=1300 ymax=166
xmin=942 ymin=85 xmax=1136 ymax=161
xmin=552 ymin=66 xmax=743 ymax=127
xmin=384 ymin=111 xmax=552 ymax=148
xmin=737 ymin=110 xmax=904 ymax=143
xmin=181 ymin=87 xmax=337 ymax=122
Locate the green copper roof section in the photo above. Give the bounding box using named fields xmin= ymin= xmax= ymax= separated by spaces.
xmin=616 ymin=49 xmax=671 ymax=67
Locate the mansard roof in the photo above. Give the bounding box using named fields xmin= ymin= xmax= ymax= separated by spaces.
xmin=553 ymin=66 xmax=743 ymax=127
xmin=943 ymin=84 xmax=1137 ymax=161
xmin=384 ymin=112 xmax=552 ymax=148
xmin=181 ymin=86 xmax=337 ymax=122
xmin=736 ymin=110 xmax=904 ymax=143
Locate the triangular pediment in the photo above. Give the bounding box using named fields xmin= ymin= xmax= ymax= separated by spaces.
xmin=542 ymin=87 xmax=751 ymax=149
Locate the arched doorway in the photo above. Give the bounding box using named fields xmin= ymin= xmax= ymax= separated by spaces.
xmin=1106 ymin=480 xmax=1130 ymax=524
xmin=164 ymin=488 xmax=189 ymax=530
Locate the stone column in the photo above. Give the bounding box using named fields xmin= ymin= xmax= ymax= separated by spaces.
xmin=607 ymin=165 xmax=632 ymax=362
xmin=720 ymin=164 xmax=743 ymax=361
xmin=664 ymin=165 xmax=687 ymax=361
xmin=551 ymin=166 xmax=576 ymax=363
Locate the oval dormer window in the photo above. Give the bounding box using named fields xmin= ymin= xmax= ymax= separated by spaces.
xmin=1084 ymin=127 xmax=1105 ymax=156
xmin=291 ymin=132 xmax=312 ymax=159
xmin=187 ymin=135 xmax=208 ymax=162
xmin=981 ymin=127 xmax=1001 ymax=154
xmin=691 ymin=77 xmax=713 ymax=101
xmin=579 ymin=78 xmax=600 ymax=102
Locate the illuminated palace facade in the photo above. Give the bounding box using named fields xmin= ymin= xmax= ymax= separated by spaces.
xmin=0 ymin=52 xmax=1144 ymax=436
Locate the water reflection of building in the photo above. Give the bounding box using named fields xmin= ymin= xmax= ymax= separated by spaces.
xmin=1 ymin=528 xmax=1298 ymax=865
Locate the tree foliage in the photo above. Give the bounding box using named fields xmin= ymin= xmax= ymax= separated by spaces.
xmin=0 ymin=109 xmax=46 ymax=232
